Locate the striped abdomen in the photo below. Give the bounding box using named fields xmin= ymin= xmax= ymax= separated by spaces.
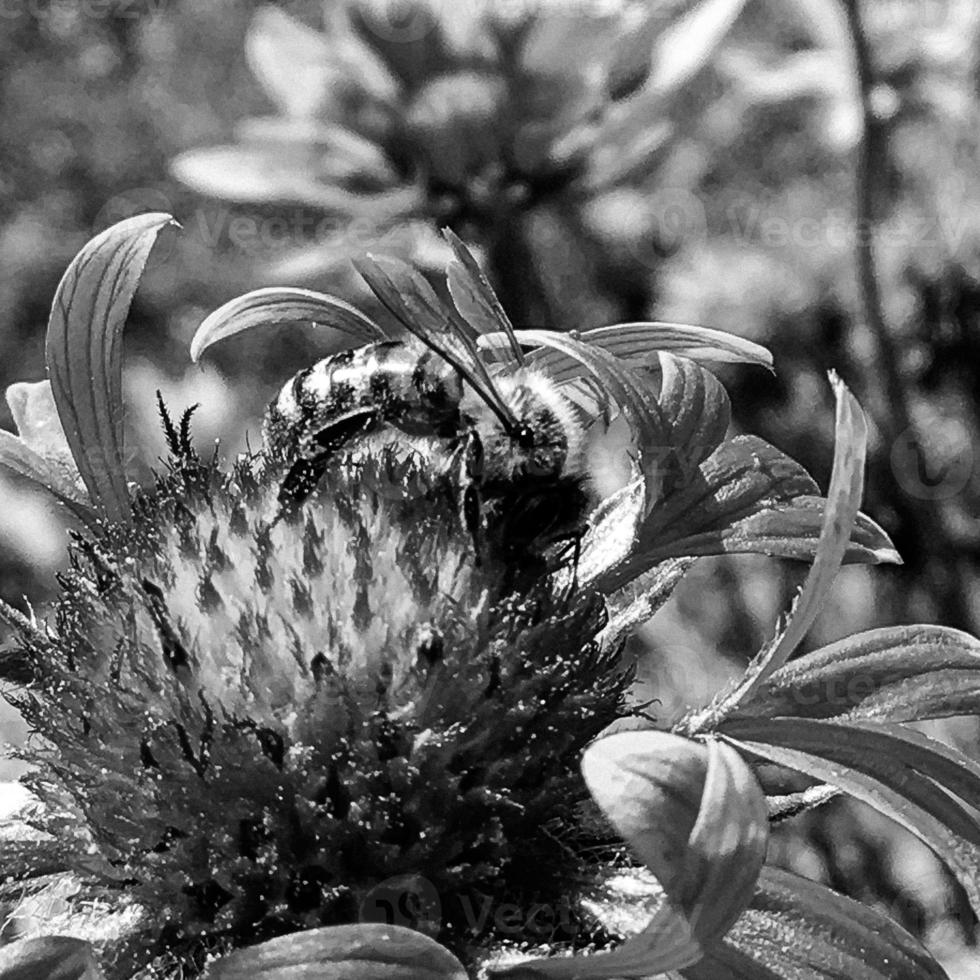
xmin=262 ymin=341 xmax=464 ymax=463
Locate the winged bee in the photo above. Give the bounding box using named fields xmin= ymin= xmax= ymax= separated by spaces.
xmin=262 ymin=254 xmax=592 ymax=566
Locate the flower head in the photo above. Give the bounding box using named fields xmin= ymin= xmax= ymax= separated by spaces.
xmin=171 ymin=0 xmax=751 ymax=323
xmin=0 ymin=215 xmax=899 ymax=976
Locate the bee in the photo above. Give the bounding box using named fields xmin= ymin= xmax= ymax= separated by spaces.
xmin=262 ymin=254 xmax=591 ymax=566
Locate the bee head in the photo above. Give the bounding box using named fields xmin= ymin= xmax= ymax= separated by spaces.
xmin=466 ymin=371 xmax=585 ymax=486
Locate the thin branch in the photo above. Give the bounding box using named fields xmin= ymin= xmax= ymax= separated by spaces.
xmin=841 ymin=0 xmax=972 ymax=630
xmin=841 ymin=0 xmax=912 ymax=440
xmin=767 ymin=784 xmax=840 ymax=823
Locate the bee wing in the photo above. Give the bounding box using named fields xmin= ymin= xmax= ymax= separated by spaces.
xmin=354 ymin=254 xmax=519 ymax=432
xmin=442 ymin=229 xmax=525 ymax=366
xmin=190 ymin=287 xmax=387 ymax=363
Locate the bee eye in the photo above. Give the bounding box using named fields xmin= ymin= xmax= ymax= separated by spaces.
xmin=513 ymin=424 xmax=536 ymax=449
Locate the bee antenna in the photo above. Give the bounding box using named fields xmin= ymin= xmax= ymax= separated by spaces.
xmin=355 ymin=253 xmax=519 ymax=433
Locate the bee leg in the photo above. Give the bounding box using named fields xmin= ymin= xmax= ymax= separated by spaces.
xmin=276 ymin=409 xmax=379 ymax=517
xmin=548 ymin=526 xmax=585 ymax=589
xmin=459 ymin=430 xmax=486 ymax=563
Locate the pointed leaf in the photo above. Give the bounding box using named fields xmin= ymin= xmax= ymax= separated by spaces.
xmin=480 ymin=322 xmax=773 ymax=376
xmin=205 ymin=923 xmax=467 ymax=979
xmin=45 ymin=212 xmax=176 ymax=524
xmin=644 ymin=495 xmax=899 ymax=565
xmin=691 ymin=375 xmax=867 ymax=725
xmin=0 ymin=936 xmax=104 ymax=980
xmin=572 ymin=475 xmax=647 ymax=589
xmin=354 ymin=254 xmax=519 ymax=429
xmin=639 ymin=435 xmax=818 ymax=549
xmin=731 ymin=625 xmax=980 ymax=722
xmin=190 ymin=288 xmax=387 ymax=362
xmin=599 ymin=557 xmax=697 ymax=645
xmin=580 ymin=323 xmax=772 ymax=370
xmin=842 ymin=671 xmax=980 ymax=724
xmin=682 ymin=866 xmax=949 ymax=979
xmin=721 ymin=720 xmax=980 ymax=916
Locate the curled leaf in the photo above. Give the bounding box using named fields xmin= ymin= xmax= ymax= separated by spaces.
xmin=45 ymin=212 xmax=177 ymax=524
xmin=205 ymin=923 xmax=467 ymax=979
xmin=190 ymin=287 xmax=387 ymax=362
xmin=0 ymin=382 xmax=93 ymax=524
xmin=0 ymin=935 xmax=104 ymax=980
xmin=494 ymin=733 xmax=767 ymax=977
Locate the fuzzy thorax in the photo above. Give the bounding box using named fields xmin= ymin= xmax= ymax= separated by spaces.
xmin=465 ymin=368 xmax=587 ymax=488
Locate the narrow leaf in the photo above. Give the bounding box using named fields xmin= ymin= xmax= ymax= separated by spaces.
xmin=682 ymin=866 xmax=949 ymax=980
xmin=696 ymin=375 xmax=867 ymax=723
xmin=206 ymin=923 xmax=467 ymax=979
xmin=731 ymin=625 xmax=980 ymax=721
xmin=479 ymin=322 xmax=773 ymax=374
xmin=643 ymin=496 xmax=899 ymax=566
xmin=725 ymin=718 xmax=980 ymax=840
xmin=170 ymin=145 xmax=421 ymax=211
xmin=190 ymin=287 xmax=387 ymax=362
xmin=46 ymin=212 xmax=176 ymax=524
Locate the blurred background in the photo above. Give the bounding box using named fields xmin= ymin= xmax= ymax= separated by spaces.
xmin=1 ymin=0 xmax=978 ymax=971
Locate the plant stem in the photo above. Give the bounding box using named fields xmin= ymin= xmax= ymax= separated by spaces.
xmin=841 ymin=0 xmax=971 ymax=630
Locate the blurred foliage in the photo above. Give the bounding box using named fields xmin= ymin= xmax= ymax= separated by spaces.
xmin=1 ymin=0 xmax=980 ymax=971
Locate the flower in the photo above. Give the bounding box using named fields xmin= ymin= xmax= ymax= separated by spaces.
xmin=0 ymin=215 xmax=901 ymax=978
xmin=171 ymin=0 xmax=751 ymax=325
